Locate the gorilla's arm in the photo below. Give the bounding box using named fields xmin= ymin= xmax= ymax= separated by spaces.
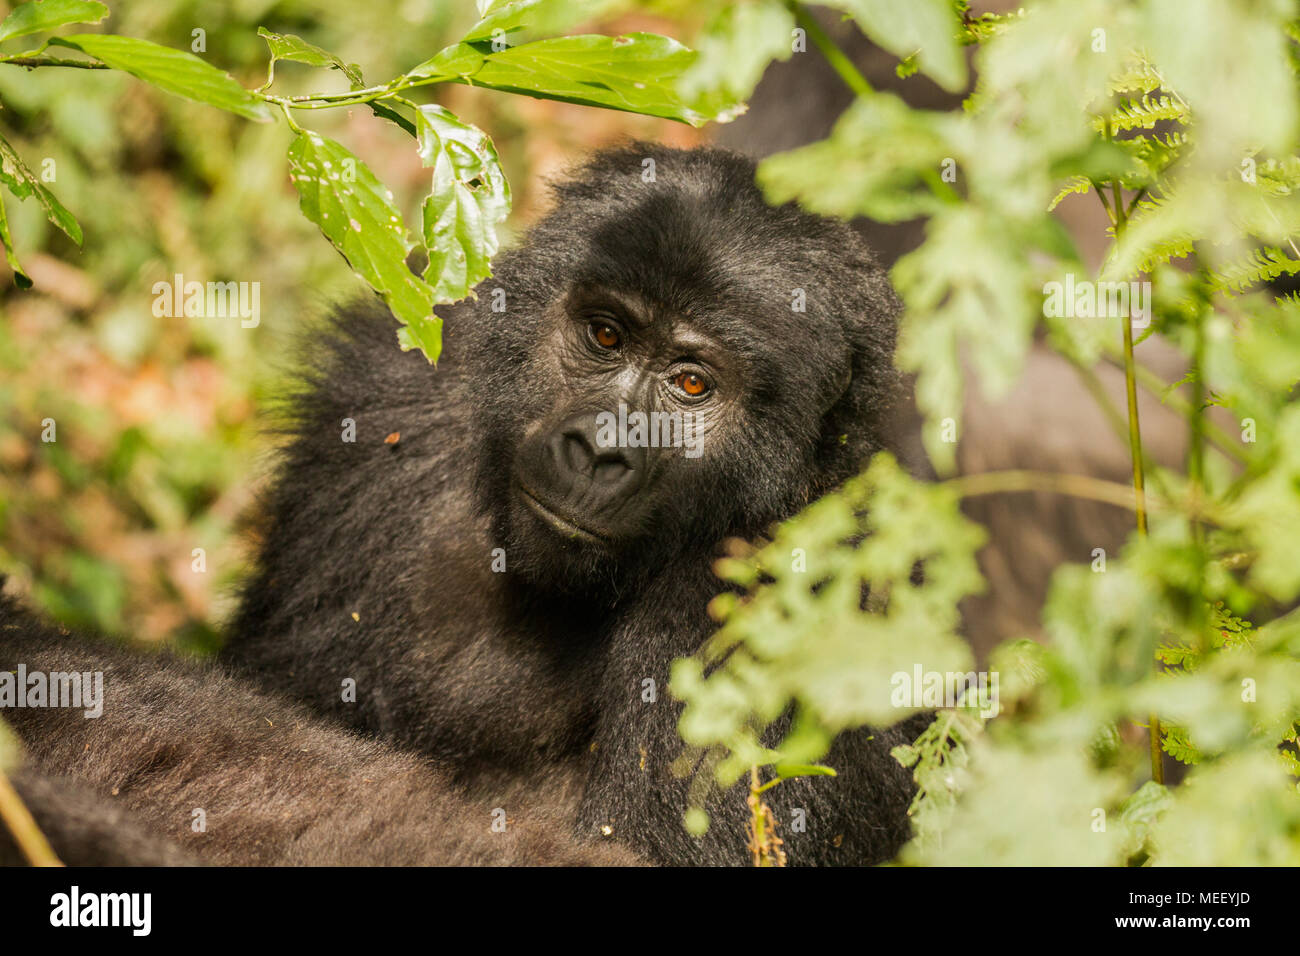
xmin=2 ymin=771 xmax=198 ymax=866
xmin=0 ymin=598 xmax=637 ymax=866
xmin=576 ymin=560 xmax=928 ymax=866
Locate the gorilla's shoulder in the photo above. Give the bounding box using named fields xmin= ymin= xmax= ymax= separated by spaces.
xmin=267 ymin=296 xmax=469 ymax=441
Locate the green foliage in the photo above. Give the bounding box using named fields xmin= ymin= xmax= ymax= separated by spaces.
xmin=0 ymin=0 xmax=105 ymax=44
xmin=256 ymin=27 xmax=363 ymax=87
xmin=287 ymin=130 xmax=440 ymax=357
xmin=890 ymin=706 xmax=983 ymax=848
xmin=672 ymin=0 xmax=1300 ymax=865
xmin=0 ymin=0 xmax=738 ymax=360
xmin=672 ymin=452 xmax=983 ymax=795
xmin=416 ymin=105 xmax=512 ymax=311
xmin=0 ymin=132 xmax=81 ymax=244
xmin=48 ymin=34 xmax=273 ymax=120
xmin=680 ymin=1 xmax=795 ymax=104
xmin=414 ymin=33 xmax=735 ymax=127
xmin=823 ymin=0 xmax=967 ymax=93
xmin=1208 ymin=246 xmax=1300 ymax=295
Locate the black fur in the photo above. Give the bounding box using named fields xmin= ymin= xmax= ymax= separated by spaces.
xmin=221 ymin=145 xmax=924 ymax=865
xmin=0 ymin=598 xmax=638 ymax=866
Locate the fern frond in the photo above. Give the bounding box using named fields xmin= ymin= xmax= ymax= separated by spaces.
xmin=1097 ymin=95 xmax=1189 ymax=133
xmin=1208 ymin=602 xmax=1255 ymax=650
xmin=960 ymin=7 xmax=1025 ymax=44
xmin=1156 ymin=641 xmax=1198 ymax=668
xmin=1208 ymin=246 xmax=1300 ymax=295
xmin=1161 ymin=724 xmax=1202 ymax=765
xmin=1048 ymin=177 xmax=1091 ymax=211
xmin=1107 ymin=61 xmax=1162 ymax=97
xmin=1256 ymin=156 xmax=1300 ymax=196
xmin=1138 ymin=236 xmax=1196 ymax=273
xmin=1119 ymin=130 xmax=1188 ymax=185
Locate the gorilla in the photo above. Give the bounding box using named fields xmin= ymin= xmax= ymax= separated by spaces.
xmin=3 ymin=144 xmax=925 ymax=866
xmin=0 ymin=597 xmax=637 ymax=866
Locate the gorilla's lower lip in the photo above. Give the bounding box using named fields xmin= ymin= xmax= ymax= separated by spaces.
xmin=515 ymin=484 xmax=608 ymax=544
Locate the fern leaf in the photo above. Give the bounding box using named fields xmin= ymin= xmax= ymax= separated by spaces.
xmin=1161 ymin=724 xmax=1202 ymax=765
xmin=1208 ymin=246 xmax=1300 ymax=295
xmin=1256 ymin=156 xmax=1300 ymax=196
xmin=1138 ymin=236 xmax=1196 ymax=273
xmin=1048 ymin=177 xmax=1091 ymax=211
xmin=1097 ymin=95 xmax=1189 ymax=133
xmin=1107 ymin=61 xmax=1163 ymax=97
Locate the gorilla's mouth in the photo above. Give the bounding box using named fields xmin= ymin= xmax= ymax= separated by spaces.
xmin=515 ymin=483 xmax=609 ymax=544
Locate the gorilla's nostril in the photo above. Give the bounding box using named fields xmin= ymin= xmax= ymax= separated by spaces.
xmin=563 ymin=432 xmax=593 ymax=474
xmin=593 ymin=457 xmax=629 ymax=484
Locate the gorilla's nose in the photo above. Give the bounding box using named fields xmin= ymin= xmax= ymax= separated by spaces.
xmin=554 ymin=416 xmax=646 ymax=488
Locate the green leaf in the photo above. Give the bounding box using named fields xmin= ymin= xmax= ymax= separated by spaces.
xmin=903 ymin=741 xmax=1127 ymax=865
xmin=0 ymin=130 xmax=81 ymax=244
xmin=1208 ymin=247 xmax=1300 ymax=296
xmin=408 ymin=42 xmax=486 ymax=80
xmin=1144 ymin=0 xmax=1297 ymax=161
xmin=411 ymin=33 xmax=739 ymax=127
xmin=1117 ymin=780 xmax=1171 ymax=861
xmin=1096 ymin=94 xmax=1188 ymax=134
xmin=1223 ymin=405 xmax=1300 ymax=601
xmin=0 ymin=196 xmax=33 ymax=288
xmin=679 ymin=1 xmax=795 ymax=103
xmin=0 ymin=0 xmax=107 ymax=44
xmin=463 ymin=0 xmax=628 ymax=44
xmin=1151 ymin=750 xmax=1300 ymax=865
xmin=759 ymin=94 xmax=954 ymax=224
xmin=895 ymin=708 xmax=983 ymax=846
xmin=48 ymin=34 xmax=272 ymax=121
xmin=683 ymin=806 xmax=710 ymax=836
xmin=1047 ymin=176 xmax=1090 ymax=211
xmin=257 ymin=26 xmax=363 ymax=86
xmin=673 ymin=452 xmax=983 ymax=780
xmin=287 ymin=130 xmax=439 ymax=361
xmin=823 ymin=0 xmax=967 ymax=93
xmin=415 ymin=105 xmax=511 ymax=304
xmin=772 ymin=762 xmax=838 ymax=780
xmin=893 ymin=207 xmax=1048 ymax=472
xmin=1161 ymin=723 xmax=1202 ymax=765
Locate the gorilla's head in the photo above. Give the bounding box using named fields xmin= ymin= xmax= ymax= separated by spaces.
xmin=465 ymin=145 xmax=900 ymax=596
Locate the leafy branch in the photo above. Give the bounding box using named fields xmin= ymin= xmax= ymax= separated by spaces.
xmin=0 ymin=0 xmax=738 ymax=361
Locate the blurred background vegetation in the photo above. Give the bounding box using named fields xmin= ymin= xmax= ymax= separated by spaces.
xmin=0 ymin=0 xmax=704 ymax=650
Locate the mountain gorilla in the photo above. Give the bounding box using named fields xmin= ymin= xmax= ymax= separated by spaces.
xmin=0 ymin=597 xmax=635 ymax=866
xmin=222 ymin=145 xmax=925 ymax=865
xmin=3 ymin=145 xmax=924 ymax=865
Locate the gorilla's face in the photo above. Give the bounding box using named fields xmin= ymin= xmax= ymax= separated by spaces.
xmin=508 ymin=284 xmax=742 ymax=555
xmin=468 ymin=146 xmax=900 ymax=598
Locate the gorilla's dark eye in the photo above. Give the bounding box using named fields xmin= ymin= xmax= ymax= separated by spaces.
xmin=673 ymin=370 xmax=711 ymax=398
xmin=589 ymin=322 xmax=621 ymax=350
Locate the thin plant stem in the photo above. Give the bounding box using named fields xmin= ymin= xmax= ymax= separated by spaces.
xmin=945 ymin=468 xmax=1170 ymax=514
xmin=0 ymin=55 xmax=108 ymax=69
xmin=0 ymin=767 xmax=63 ymax=867
xmin=1102 ymin=177 xmax=1162 ymax=784
xmin=790 ymin=2 xmax=874 ymax=97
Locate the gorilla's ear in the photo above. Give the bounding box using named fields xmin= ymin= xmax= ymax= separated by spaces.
xmin=824 ymin=359 xmax=854 ymax=415
xmin=813 ymin=297 xmax=902 ymax=489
